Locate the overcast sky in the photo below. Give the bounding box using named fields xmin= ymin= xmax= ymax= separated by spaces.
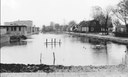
xmin=1 ymin=0 xmax=120 ymax=27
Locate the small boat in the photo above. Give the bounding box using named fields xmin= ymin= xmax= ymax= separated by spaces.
xmin=10 ymin=36 xmax=21 ymax=42
xmin=10 ymin=35 xmax=27 ymax=42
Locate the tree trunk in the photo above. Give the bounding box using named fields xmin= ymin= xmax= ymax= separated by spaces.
xmin=105 ymin=15 xmax=109 ymax=35
xmin=126 ymin=24 xmax=128 ymax=33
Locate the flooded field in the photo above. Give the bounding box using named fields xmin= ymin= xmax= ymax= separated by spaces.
xmin=0 ymin=33 xmax=128 ymax=66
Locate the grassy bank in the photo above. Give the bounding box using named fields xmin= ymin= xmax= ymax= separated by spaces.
xmin=67 ymin=32 xmax=128 ymax=45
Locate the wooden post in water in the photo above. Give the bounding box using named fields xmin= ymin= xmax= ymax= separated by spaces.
xmin=53 ymin=52 xmax=55 ymax=65
xmin=54 ymin=38 xmax=56 ymax=43
xmin=59 ymin=39 xmax=61 ymax=46
xmin=46 ymin=39 xmax=48 ymax=43
xmin=125 ymin=46 xmax=128 ymax=65
xmin=51 ymin=38 xmax=53 ymax=44
xmin=45 ymin=39 xmax=48 ymax=48
xmin=59 ymin=39 xmax=61 ymax=43
xmin=53 ymin=38 xmax=56 ymax=48
xmin=40 ymin=53 xmax=42 ymax=64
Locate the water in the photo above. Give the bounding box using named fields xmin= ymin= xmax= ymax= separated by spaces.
xmin=0 ymin=33 xmax=128 ymax=66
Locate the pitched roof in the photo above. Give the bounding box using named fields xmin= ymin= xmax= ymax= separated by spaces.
xmin=78 ymin=21 xmax=89 ymax=27
xmin=78 ymin=20 xmax=100 ymax=27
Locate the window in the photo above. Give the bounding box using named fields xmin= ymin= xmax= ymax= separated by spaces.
xmin=19 ymin=27 xmax=21 ymax=31
xmin=11 ymin=27 xmax=13 ymax=31
xmin=91 ymin=27 xmax=94 ymax=31
xmin=7 ymin=27 xmax=9 ymax=31
xmin=14 ymin=27 xmax=16 ymax=31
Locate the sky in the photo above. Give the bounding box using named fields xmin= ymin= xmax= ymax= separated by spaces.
xmin=1 ymin=0 xmax=120 ymax=27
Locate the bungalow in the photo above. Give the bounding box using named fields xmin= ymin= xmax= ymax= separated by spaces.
xmin=0 ymin=27 xmax=7 ymax=35
xmin=32 ymin=26 xmax=40 ymax=34
xmin=0 ymin=28 xmax=10 ymax=44
xmin=114 ymin=25 xmax=128 ymax=37
xmin=4 ymin=20 xmax=33 ymax=34
xmin=77 ymin=20 xmax=102 ymax=33
xmin=115 ymin=25 xmax=127 ymax=33
xmin=0 ymin=25 xmax=27 ymax=36
xmin=76 ymin=19 xmax=113 ymax=34
xmin=88 ymin=20 xmax=101 ymax=33
xmin=77 ymin=21 xmax=89 ymax=32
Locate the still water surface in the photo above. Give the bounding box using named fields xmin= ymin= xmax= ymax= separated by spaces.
xmin=1 ymin=33 xmax=127 ymax=66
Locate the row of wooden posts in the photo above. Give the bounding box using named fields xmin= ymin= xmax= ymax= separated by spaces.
xmin=40 ymin=52 xmax=56 ymax=65
xmin=45 ymin=38 xmax=61 ymax=44
xmin=40 ymin=38 xmax=61 ymax=65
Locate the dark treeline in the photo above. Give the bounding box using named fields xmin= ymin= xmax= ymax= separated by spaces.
xmin=41 ymin=22 xmax=69 ymax=33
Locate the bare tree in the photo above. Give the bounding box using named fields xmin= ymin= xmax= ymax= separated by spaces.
xmin=68 ymin=20 xmax=77 ymax=27
xmin=91 ymin=6 xmax=103 ymax=22
xmin=54 ymin=23 xmax=60 ymax=31
xmin=112 ymin=0 xmax=128 ymax=32
xmin=68 ymin=20 xmax=77 ymax=31
xmin=113 ymin=19 xmax=122 ymax=27
xmin=91 ymin=6 xmax=112 ymax=34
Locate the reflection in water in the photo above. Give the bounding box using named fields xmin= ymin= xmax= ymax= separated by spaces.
xmin=89 ymin=38 xmax=109 ymax=65
xmin=44 ymin=38 xmax=61 ymax=48
xmin=122 ymin=45 xmax=128 ymax=65
xmin=0 ymin=34 xmax=127 ymax=66
xmin=0 ymin=41 xmax=27 ymax=48
xmin=40 ymin=53 xmax=42 ymax=64
xmin=44 ymin=38 xmax=61 ymax=65
xmin=70 ymin=35 xmax=126 ymax=65
xmin=9 ymin=41 xmax=27 ymax=46
xmin=53 ymin=52 xmax=55 ymax=65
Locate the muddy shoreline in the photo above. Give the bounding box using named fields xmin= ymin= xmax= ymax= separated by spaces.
xmin=0 ymin=63 xmax=128 ymax=73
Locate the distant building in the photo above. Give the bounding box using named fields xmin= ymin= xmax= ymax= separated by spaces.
xmin=4 ymin=20 xmax=33 ymax=34
xmin=75 ymin=20 xmax=113 ymax=34
xmin=77 ymin=21 xmax=89 ymax=32
xmin=0 ymin=27 xmax=7 ymax=35
xmin=32 ymin=26 xmax=40 ymax=34
xmin=114 ymin=25 xmax=128 ymax=37
xmin=77 ymin=20 xmax=102 ymax=33
xmin=115 ymin=25 xmax=127 ymax=33
xmin=0 ymin=27 xmax=10 ymax=44
xmin=0 ymin=25 xmax=27 ymax=36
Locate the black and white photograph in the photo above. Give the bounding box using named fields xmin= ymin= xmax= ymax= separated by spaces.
xmin=0 ymin=0 xmax=128 ymax=77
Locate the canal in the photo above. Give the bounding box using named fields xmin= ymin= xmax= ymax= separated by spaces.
xmin=0 ymin=33 xmax=128 ymax=66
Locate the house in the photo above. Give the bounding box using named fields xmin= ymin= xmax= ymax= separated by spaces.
xmin=114 ymin=25 xmax=128 ymax=37
xmin=77 ymin=21 xmax=89 ymax=32
xmin=32 ymin=26 xmax=40 ymax=34
xmin=0 ymin=28 xmax=10 ymax=44
xmin=88 ymin=20 xmax=101 ymax=33
xmin=0 ymin=27 xmax=7 ymax=35
xmin=0 ymin=25 xmax=27 ymax=36
xmin=76 ymin=19 xmax=113 ymax=34
xmin=4 ymin=20 xmax=33 ymax=34
xmin=115 ymin=25 xmax=127 ymax=33
xmin=77 ymin=20 xmax=102 ymax=33
xmin=100 ymin=22 xmax=113 ymax=34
